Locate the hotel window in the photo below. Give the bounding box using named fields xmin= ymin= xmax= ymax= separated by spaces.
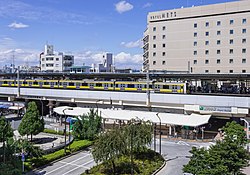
xmin=242 ymin=29 xmax=246 ymax=34
xmin=230 ymin=30 xmax=234 ymax=34
xmin=162 ymin=52 xmax=166 ymax=56
xmin=242 ymin=48 xmax=246 ymax=53
xmin=229 ymin=70 xmax=233 ymax=73
xmin=194 ymin=23 xmax=197 ymax=28
xmin=194 ymin=60 xmax=197 ymax=64
xmin=217 ymin=21 xmax=221 ymax=26
xmin=217 ymin=59 xmax=221 ymax=64
xmin=153 ymin=44 xmax=156 ymax=48
xmin=205 ymin=50 xmax=209 ymax=55
xmin=153 ymin=61 xmax=156 ymax=65
xmin=230 ymin=19 xmax=234 ymax=25
xmin=205 ymin=41 xmax=209 ymax=45
xmin=153 ymin=27 xmax=156 ymax=31
xmin=56 ymin=58 xmax=59 ymax=61
xmin=242 ymin=58 xmax=246 ymax=63
xmin=205 ymin=60 xmax=209 ymax=64
xmin=205 ymin=31 xmax=209 ymax=36
xmin=194 ymin=32 xmax=197 ymax=37
xmin=153 ymin=52 xmax=156 ymax=56
xmin=194 ymin=51 xmax=197 ymax=55
xmin=194 ymin=41 xmax=197 ymax=46
xmin=230 ymin=39 xmax=234 ymax=44
xmin=205 ymin=70 xmax=209 ymax=73
xmin=217 ymin=40 xmax=221 ymax=45
xmin=162 ymin=35 xmax=166 ymax=39
xmin=153 ymin=36 xmax=156 ymax=40
xmin=162 ymin=61 xmax=166 ymax=65
xmin=217 ymin=31 xmax=221 ymax=35
xmin=162 ymin=26 xmax=166 ymax=30
xmin=242 ymin=70 xmax=246 ymax=73
xmin=217 ymin=70 xmax=221 ymax=73
xmin=205 ymin=22 xmax=209 ymax=27
xmin=243 ymin=18 xmax=247 ymax=24
xmin=229 ymin=49 xmax=233 ymax=54
xmin=217 ymin=50 xmax=221 ymax=54
xmin=162 ymin=43 xmax=166 ymax=48
xmin=42 ymin=58 xmax=44 ymax=61
xmin=242 ymin=38 xmax=246 ymax=43
xmin=229 ymin=59 xmax=234 ymax=63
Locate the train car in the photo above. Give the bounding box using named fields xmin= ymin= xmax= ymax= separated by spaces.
xmin=0 ymin=79 xmax=186 ymax=94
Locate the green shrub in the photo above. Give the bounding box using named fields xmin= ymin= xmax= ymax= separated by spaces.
xmin=25 ymin=140 xmax=92 ymax=171
xmin=82 ymin=149 xmax=164 ymax=175
xmin=43 ymin=128 xmax=69 ymax=136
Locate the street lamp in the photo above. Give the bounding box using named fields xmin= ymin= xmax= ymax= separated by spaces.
xmin=156 ymin=112 xmax=161 ymax=155
xmin=63 ymin=107 xmax=73 ymax=154
xmin=39 ymin=99 xmax=44 ymax=119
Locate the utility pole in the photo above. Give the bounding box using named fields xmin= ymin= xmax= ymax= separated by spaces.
xmin=146 ymin=68 xmax=151 ymax=108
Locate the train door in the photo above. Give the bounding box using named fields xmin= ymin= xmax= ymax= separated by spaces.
xmin=76 ymin=82 xmax=80 ymax=89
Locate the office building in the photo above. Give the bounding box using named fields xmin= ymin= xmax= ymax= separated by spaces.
xmin=40 ymin=44 xmax=74 ymax=72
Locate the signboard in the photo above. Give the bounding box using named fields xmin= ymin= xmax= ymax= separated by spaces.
xmin=199 ymin=106 xmax=231 ymax=113
xmin=21 ymin=153 xmax=25 ymax=162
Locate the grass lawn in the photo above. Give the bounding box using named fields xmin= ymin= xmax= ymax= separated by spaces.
xmin=25 ymin=140 xmax=92 ymax=171
xmin=82 ymin=149 xmax=164 ymax=175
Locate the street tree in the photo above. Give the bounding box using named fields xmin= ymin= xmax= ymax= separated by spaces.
xmin=92 ymin=118 xmax=153 ymax=174
xmin=72 ymin=109 xmax=101 ymax=141
xmin=183 ymin=121 xmax=250 ymax=175
xmin=92 ymin=127 xmax=126 ymax=174
xmin=18 ymin=101 xmax=44 ymax=141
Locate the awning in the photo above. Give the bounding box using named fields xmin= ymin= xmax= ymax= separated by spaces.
xmin=53 ymin=106 xmax=211 ymax=127
xmin=8 ymin=106 xmax=24 ymax=110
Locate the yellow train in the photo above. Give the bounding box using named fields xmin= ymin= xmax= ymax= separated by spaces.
xmin=0 ymin=79 xmax=186 ymax=93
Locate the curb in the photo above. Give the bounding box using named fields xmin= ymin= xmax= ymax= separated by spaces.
xmin=26 ymin=146 xmax=92 ymax=175
xmin=152 ymin=160 xmax=167 ymax=175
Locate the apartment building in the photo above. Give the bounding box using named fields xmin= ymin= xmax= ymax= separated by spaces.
xmin=40 ymin=44 xmax=74 ymax=72
xmin=143 ymin=0 xmax=250 ymax=74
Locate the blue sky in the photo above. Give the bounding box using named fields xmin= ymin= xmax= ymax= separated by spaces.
xmin=0 ymin=0 xmax=238 ymax=70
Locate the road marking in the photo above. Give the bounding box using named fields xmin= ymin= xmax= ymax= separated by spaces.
xmin=61 ymin=159 xmax=95 ymax=175
xmin=177 ymin=141 xmax=190 ymax=146
xmin=59 ymin=161 xmax=91 ymax=169
xmin=43 ymin=153 xmax=91 ymax=175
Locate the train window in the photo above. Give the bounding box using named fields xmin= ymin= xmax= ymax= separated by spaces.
xmin=59 ymin=82 xmax=62 ymax=86
xmin=63 ymin=82 xmax=67 ymax=86
xmin=23 ymin=81 xmax=27 ymax=85
xmin=111 ymin=84 xmax=113 ymax=87
xmin=82 ymin=83 xmax=88 ymax=86
xmin=96 ymin=83 xmax=102 ymax=87
xmin=104 ymin=83 xmax=109 ymax=87
xmin=149 ymin=85 xmax=153 ymax=89
xmin=51 ymin=82 xmax=54 ymax=86
xmin=121 ymin=84 xmax=125 ymax=88
xmin=90 ymin=83 xmax=94 ymax=87
xmin=116 ymin=84 xmax=119 ymax=88
xmin=33 ymin=81 xmax=38 ymax=85
xmin=44 ymin=82 xmax=49 ymax=85
xmin=3 ymin=81 xmax=8 ymax=84
xmin=69 ymin=82 xmax=75 ymax=86
xmin=163 ymin=85 xmax=169 ymax=89
xmin=128 ymin=84 xmax=135 ymax=88
xmin=54 ymin=82 xmax=58 ymax=85
xmin=138 ymin=84 xmax=142 ymax=88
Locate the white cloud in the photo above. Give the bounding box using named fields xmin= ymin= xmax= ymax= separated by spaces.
xmin=8 ymin=22 xmax=29 ymax=29
xmin=143 ymin=2 xmax=152 ymax=8
xmin=0 ymin=48 xmax=40 ymax=66
xmin=121 ymin=39 xmax=142 ymax=48
xmin=115 ymin=1 xmax=133 ymax=14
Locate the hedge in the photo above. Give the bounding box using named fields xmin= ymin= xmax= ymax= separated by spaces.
xmin=43 ymin=128 xmax=69 ymax=136
xmin=25 ymin=140 xmax=92 ymax=171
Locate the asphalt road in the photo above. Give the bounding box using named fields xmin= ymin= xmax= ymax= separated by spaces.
xmin=154 ymin=139 xmax=213 ymax=175
xmin=28 ymin=151 xmax=96 ymax=175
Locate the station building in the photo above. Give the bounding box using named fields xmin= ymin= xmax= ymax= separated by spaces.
xmin=143 ymin=0 xmax=250 ymax=74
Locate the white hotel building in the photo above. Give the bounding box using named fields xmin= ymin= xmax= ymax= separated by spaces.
xmin=143 ymin=0 xmax=250 ymax=74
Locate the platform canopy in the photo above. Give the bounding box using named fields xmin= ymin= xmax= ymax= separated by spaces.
xmin=53 ymin=106 xmax=211 ymax=127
